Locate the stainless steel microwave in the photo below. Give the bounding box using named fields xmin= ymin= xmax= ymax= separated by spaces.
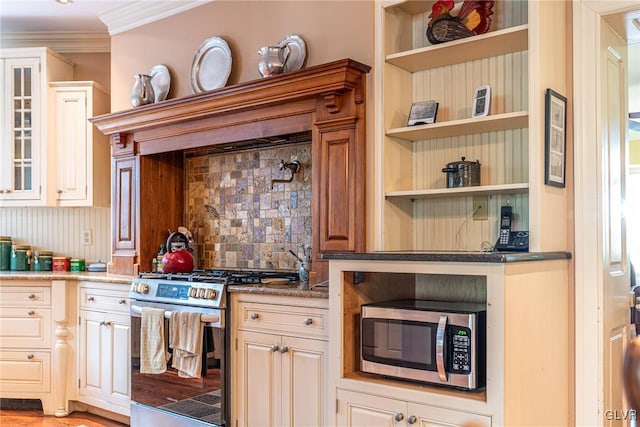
xmin=360 ymin=300 xmax=486 ymax=390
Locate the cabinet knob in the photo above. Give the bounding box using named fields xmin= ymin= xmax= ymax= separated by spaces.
xmin=250 ymin=312 xmax=259 ymax=320
xmin=279 ymin=345 xmax=289 ymax=353
xmin=28 ymin=294 xmax=36 ymax=299
xmin=56 ymin=189 xmax=62 ymax=194
xmin=270 ymin=345 xmax=279 ymax=352
xmin=100 ymin=321 xmax=112 ymax=327
xmin=394 ymin=413 xmax=404 ymax=422
xmin=88 ymin=296 xmax=95 ymax=302
xmin=0 ymin=190 xmax=4 ymax=194
xmin=304 ymin=317 xmax=313 ymax=325
xmin=27 ymin=354 xmax=34 ymax=360
xmin=4 ymin=189 xmax=11 ymax=193
xmin=407 ymin=415 xmax=417 ymax=424
xmin=118 ymin=299 xmax=126 ymax=304
xmin=27 ymin=310 xmax=35 ymax=316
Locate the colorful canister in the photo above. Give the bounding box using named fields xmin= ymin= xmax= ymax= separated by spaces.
xmin=10 ymin=245 xmax=31 ymax=271
xmin=0 ymin=236 xmax=11 ymax=271
xmin=70 ymin=258 xmax=86 ymax=272
xmin=52 ymin=256 xmax=71 ymax=271
xmin=33 ymin=251 xmax=53 ymax=271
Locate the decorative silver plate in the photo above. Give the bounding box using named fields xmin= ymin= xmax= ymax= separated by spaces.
xmin=279 ymin=34 xmax=306 ymax=73
xmin=190 ymin=36 xmax=232 ymax=93
xmin=148 ymin=64 xmax=170 ymax=102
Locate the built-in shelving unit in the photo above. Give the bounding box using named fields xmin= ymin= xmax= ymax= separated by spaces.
xmin=385 ymin=183 xmax=529 ymax=200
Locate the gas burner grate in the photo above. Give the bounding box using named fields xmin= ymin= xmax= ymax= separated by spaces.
xmin=137 ymin=269 xmax=299 ymax=284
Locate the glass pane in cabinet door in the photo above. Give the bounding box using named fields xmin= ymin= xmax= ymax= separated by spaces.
xmin=14 ymin=99 xmax=21 ymax=111
xmin=13 ymin=68 xmax=21 ymax=95
xmin=24 ymin=69 xmax=31 ymax=96
xmin=24 ymin=138 xmax=31 ymax=159
xmin=24 ymin=99 xmax=31 ymax=110
xmin=14 ymin=166 xmax=22 ymax=191
xmin=14 ymin=133 xmax=22 ymax=159
xmin=14 ymin=111 xmax=21 ymax=129
xmin=24 ymin=112 xmax=31 ymax=128
xmin=24 ymin=164 xmax=32 ymax=190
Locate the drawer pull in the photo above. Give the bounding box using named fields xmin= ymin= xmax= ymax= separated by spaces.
xmin=88 ymin=296 xmax=95 ymax=302
xmin=28 ymin=294 xmax=36 ymax=300
xmin=118 ymin=299 xmax=127 ymax=305
xmin=279 ymin=345 xmax=289 ymax=354
xmin=407 ymin=415 xmax=417 ymax=424
xmin=270 ymin=345 xmax=279 ymax=352
xmin=250 ymin=312 xmax=259 ymax=320
xmin=394 ymin=413 xmax=404 ymax=422
xmin=27 ymin=310 xmax=35 ymax=316
xmin=100 ymin=321 xmax=112 ymax=327
xmin=304 ymin=318 xmax=313 ymax=325
xmin=27 ymin=354 xmax=34 ymax=360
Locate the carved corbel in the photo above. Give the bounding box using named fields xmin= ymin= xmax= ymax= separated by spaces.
xmin=322 ymin=92 xmax=343 ymax=114
xmin=111 ymin=133 xmax=135 ymax=156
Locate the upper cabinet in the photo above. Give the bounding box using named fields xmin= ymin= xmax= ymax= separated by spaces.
xmin=0 ymin=48 xmax=74 ymax=206
xmin=377 ymin=0 xmax=571 ymax=253
xmin=48 ymin=81 xmax=111 ymax=207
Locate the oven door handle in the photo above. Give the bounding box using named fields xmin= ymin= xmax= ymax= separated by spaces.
xmin=130 ymin=304 xmax=220 ymax=324
xmin=436 ymin=315 xmax=448 ymax=383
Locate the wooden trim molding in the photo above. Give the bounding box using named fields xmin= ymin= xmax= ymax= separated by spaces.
xmin=91 ymin=59 xmax=371 ymax=278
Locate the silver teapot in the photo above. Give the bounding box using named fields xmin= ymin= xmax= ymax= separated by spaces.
xmin=257 ymin=44 xmax=290 ymax=78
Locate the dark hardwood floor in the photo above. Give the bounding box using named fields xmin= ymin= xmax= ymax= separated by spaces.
xmin=0 ymin=408 xmax=127 ymax=427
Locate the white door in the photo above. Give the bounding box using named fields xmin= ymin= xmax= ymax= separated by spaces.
xmin=601 ymin=21 xmax=634 ymax=426
xmin=574 ymin=2 xmax=638 ymax=425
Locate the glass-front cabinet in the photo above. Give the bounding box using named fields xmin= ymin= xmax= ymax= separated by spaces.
xmin=0 ymin=48 xmax=73 ymax=206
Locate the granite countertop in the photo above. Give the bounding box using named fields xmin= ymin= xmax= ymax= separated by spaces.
xmin=0 ymin=271 xmax=329 ymax=298
xmin=321 ymin=250 xmax=572 ymax=263
xmin=0 ymin=271 xmax=133 ymax=284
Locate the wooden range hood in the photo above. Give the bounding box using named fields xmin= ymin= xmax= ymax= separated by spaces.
xmin=91 ymin=59 xmax=371 ymax=281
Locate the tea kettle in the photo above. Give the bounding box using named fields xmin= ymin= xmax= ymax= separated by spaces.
xmin=162 ymin=231 xmax=194 ymax=273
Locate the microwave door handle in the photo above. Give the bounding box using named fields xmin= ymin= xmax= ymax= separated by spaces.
xmin=436 ymin=315 xmax=448 ymax=382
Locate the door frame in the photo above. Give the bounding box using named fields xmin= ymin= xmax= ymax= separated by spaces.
xmin=573 ymin=1 xmax=637 ymax=424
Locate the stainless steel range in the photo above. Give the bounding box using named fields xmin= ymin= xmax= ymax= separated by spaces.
xmin=129 ymin=269 xmax=297 ymax=426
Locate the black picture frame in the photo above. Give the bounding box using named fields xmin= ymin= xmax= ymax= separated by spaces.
xmin=407 ymin=100 xmax=439 ymax=126
xmin=544 ymin=88 xmax=567 ymax=188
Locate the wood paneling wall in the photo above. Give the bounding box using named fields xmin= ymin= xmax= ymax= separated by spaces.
xmin=0 ymin=207 xmax=111 ymax=262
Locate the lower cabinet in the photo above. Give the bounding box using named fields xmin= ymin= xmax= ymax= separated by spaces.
xmin=336 ymin=389 xmax=492 ymax=427
xmin=232 ymin=293 xmax=328 ymax=427
xmin=77 ymin=282 xmax=130 ymax=416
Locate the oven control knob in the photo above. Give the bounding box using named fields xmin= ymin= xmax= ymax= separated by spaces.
xmin=136 ymin=283 xmax=149 ymax=294
xmin=189 ymin=287 xmax=198 ymax=298
xmin=205 ymin=289 xmax=217 ymax=300
xmin=197 ymin=288 xmax=207 ymax=298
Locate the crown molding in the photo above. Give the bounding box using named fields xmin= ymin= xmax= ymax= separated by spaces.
xmin=99 ymin=0 xmax=213 ymax=35
xmin=0 ymin=32 xmax=110 ymax=53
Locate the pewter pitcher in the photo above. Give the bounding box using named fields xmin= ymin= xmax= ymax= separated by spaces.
xmin=130 ymin=74 xmax=155 ymax=107
xmin=257 ymin=44 xmax=290 ymax=78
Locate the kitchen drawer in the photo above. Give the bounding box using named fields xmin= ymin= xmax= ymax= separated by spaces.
xmin=236 ymin=301 xmax=327 ymax=338
xmin=0 ymin=350 xmax=51 ymax=393
xmin=80 ymin=287 xmax=129 ymax=313
xmin=0 ymin=287 xmax=51 ymax=306
xmin=0 ymin=307 xmax=51 ymax=348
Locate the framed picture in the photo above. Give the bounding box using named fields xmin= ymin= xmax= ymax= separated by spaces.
xmin=544 ymin=89 xmax=567 ymax=188
xmin=407 ymin=100 xmax=439 ymax=126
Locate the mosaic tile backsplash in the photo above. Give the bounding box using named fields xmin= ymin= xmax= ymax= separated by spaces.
xmin=185 ymin=143 xmax=312 ymax=270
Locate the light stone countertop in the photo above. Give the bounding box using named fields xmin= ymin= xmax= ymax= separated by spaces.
xmin=0 ymin=271 xmax=329 ymax=298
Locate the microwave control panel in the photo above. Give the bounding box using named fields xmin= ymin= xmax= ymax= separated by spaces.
xmin=449 ymin=326 xmax=472 ymax=373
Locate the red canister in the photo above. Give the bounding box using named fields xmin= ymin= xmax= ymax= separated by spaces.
xmin=52 ymin=256 xmax=71 ymax=271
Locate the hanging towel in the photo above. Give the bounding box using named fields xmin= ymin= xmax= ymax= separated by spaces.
xmin=169 ymin=311 xmax=204 ymax=378
xmin=140 ymin=307 xmax=168 ymax=374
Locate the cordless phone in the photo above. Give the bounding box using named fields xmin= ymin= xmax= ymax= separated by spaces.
xmin=494 ymin=206 xmax=529 ymax=252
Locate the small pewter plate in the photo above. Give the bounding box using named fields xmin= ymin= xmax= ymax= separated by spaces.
xmin=148 ymin=64 xmax=170 ymax=102
xmin=190 ymin=36 xmax=232 ymax=93
xmin=279 ymin=34 xmax=306 ymax=73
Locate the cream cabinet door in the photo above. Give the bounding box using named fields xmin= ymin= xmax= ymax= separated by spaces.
xmin=281 ymin=335 xmax=325 ymax=427
xmin=236 ymin=329 xmax=280 ymax=427
xmin=409 ymin=402 xmax=491 ymax=427
xmin=78 ymin=309 xmax=130 ymax=415
xmin=337 ymin=388 xmax=403 ymax=427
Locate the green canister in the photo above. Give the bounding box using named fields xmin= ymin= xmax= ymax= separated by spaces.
xmin=70 ymin=258 xmax=86 ymax=272
xmin=10 ymin=245 xmax=31 ymax=271
xmin=0 ymin=236 xmax=11 ymax=271
xmin=33 ymin=251 xmax=53 ymax=271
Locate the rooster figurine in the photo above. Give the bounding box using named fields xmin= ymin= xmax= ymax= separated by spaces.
xmin=427 ymin=0 xmax=495 ymax=45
